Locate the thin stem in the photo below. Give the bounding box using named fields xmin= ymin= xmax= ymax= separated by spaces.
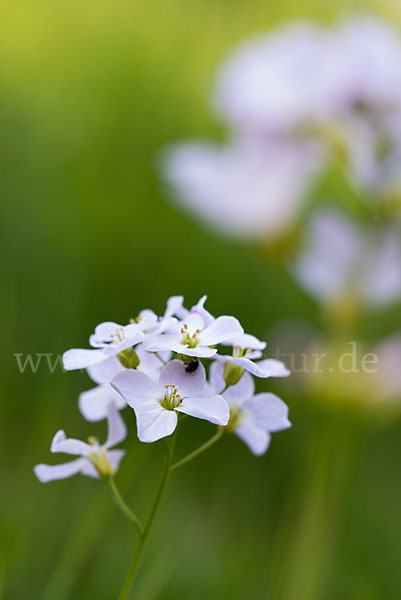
xmin=170 ymin=428 xmax=224 ymax=471
xmin=118 ymin=433 xmax=177 ymax=600
xmin=107 ymin=478 xmax=143 ymax=536
xmin=155 ymin=352 xmax=167 ymax=365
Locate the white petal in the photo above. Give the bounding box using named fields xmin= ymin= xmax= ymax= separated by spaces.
xmin=143 ymin=333 xmax=181 ymax=353
xmin=63 ymin=348 xmax=106 ymax=370
xmin=256 ymin=359 xmax=291 ymax=378
xmin=218 ymin=356 xmax=290 ymax=378
xmin=164 ymin=295 xmax=187 ymax=319
xmin=79 ymin=384 xmax=126 ymax=422
xmin=111 ymin=369 xmax=161 ymax=407
xmin=235 ymin=418 xmax=271 ymax=455
xmin=224 ymin=333 xmax=266 ymax=350
xmin=106 ymin=449 xmax=126 ymax=473
xmin=177 ymin=395 xmax=229 ymax=425
xmin=87 ymin=356 xmax=124 ymax=384
xmin=224 ymin=373 xmax=255 ymax=406
xmin=178 ymin=345 xmax=217 ymax=358
xmin=135 ymin=344 xmax=168 ymax=380
xmin=105 ymin=403 xmax=127 ymax=448
xmin=207 ymin=361 xmax=255 ymax=402
xmin=158 ymin=359 xmax=206 ymax=397
xmin=190 ymin=295 xmax=215 ymax=327
xmin=34 ymin=458 xmax=85 ymax=482
xmin=93 ymin=322 xmax=122 ymax=343
xmin=200 ymin=316 xmax=244 ymax=345
xmin=102 ymin=330 xmax=144 ymax=356
xmin=181 ymin=312 xmax=205 ymax=334
xmin=50 ymin=430 xmax=92 ymax=456
xmin=245 ymin=393 xmax=291 ymax=432
xmin=79 ymin=459 xmax=100 ymax=479
xmin=135 ymin=403 xmax=178 ymax=443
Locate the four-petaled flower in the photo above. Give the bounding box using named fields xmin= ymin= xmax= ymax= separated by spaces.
xmin=209 ymin=362 xmax=291 ymax=455
xmin=112 ymin=360 xmax=229 ymax=443
xmin=34 ymin=403 xmax=127 ymax=482
xmin=143 ymin=312 xmax=243 ymax=358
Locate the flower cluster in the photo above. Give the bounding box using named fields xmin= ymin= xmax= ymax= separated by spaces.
xmin=35 ymin=296 xmax=291 ymax=482
xmin=162 ymin=16 xmax=401 ymax=240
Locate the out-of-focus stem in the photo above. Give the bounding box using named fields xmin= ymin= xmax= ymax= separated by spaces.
xmin=118 ymin=433 xmax=177 ymax=600
xmin=107 ymin=477 xmax=143 ymax=536
xmin=170 ymin=428 xmax=223 ymax=471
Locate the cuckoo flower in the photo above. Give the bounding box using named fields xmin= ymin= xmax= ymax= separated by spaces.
xmin=293 ymin=209 xmax=401 ymax=309
xmin=163 ymin=139 xmax=321 ymax=239
xmin=143 ymin=312 xmax=243 ymax=358
xmin=209 ymin=362 xmax=291 ymax=455
xmin=112 ymin=360 xmax=229 ymax=443
xmin=34 ymin=404 xmax=127 ymax=482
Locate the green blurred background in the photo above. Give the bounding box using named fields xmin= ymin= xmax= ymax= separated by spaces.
xmin=1 ymin=1 xmax=401 ymax=598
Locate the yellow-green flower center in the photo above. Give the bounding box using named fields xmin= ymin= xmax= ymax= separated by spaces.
xmin=181 ymin=324 xmax=200 ymax=348
xmin=160 ymin=383 xmax=182 ymax=411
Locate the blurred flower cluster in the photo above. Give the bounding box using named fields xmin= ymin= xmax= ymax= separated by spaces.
xmin=162 ymin=15 xmax=401 ymax=415
xmin=35 ymin=296 xmax=290 ymax=483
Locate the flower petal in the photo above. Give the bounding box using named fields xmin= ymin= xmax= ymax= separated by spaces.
xmin=105 ymin=403 xmax=127 ymax=448
xmin=87 ymin=355 xmax=124 ymax=384
xmin=256 ymin=359 xmax=291 ymax=377
xmin=79 ymin=384 xmax=126 ymax=422
xmin=177 ymin=395 xmax=229 ymax=425
xmin=143 ymin=333 xmax=181 ymax=353
xmin=135 ymin=403 xmax=178 ymax=443
xmin=111 ymin=369 xmax=161 ymax=406
xmin=158 ymin=359 xmax=206 ymax=397
xmin=106 ymin=449 xmax=126 ymax=473
xmin=181 ymin=312 xmax=205 ymax=334
xmin=34 ymin=458 xmax=85 ymax=482
xmin=207 ymin=361 xmax=255 ymax=402
xmin=136 ymin=344 xmax=170 ymax=380
xmin=178 ymin=345 xmax=217 ymax=358
xmin=245 ymin=393 xmax=291 ymax=432
xmin=190 ymin=295 xmax=214 ymax=327
xmin=235 ymin=418 xmax=271 ymax=455
xmin=63 ymin=348 xmax=106 ymax=370
xmin=224 ymin=333 xmax=266 ymax=350
xmin=217 ymin=355 xmax=290 ymax=378
xmin=50 ymin=430 xmax=92 ymax=456
xmin=200 ymin=316 xmax=244 ymax=345
xmin=93 ymin=322 xmax=122 ymax=344
xmin=164 ymin=295 xmax=187 ymax=319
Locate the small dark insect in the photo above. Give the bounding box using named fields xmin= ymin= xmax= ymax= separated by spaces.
xmin=185 ymin=360 xmax=199 ymax=373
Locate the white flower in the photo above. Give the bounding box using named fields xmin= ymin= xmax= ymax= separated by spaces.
xmin=143 ymin=311 xmax=243 ymax=358
xmin=209 ymin=363 xmax=291 ymax=455
xmin=111 ymin=360 xmax=229 ymax=443
xmin=293 ymin=209 xmax=401 ymax=308
xmin=62 ymin=315 xmax=152 ymax=371
xmin=213 ymin=22 xmax=331 ymax=134
xmin=326 ymin=17 xmax=401 ymax=114
xmin=163 ymin=139 xmax=321 ymax=239
xmin=34 ymin=404 xmax=127 ymax=482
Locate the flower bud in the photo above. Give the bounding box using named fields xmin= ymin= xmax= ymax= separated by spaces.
xmin=223 ymin=361 xmax=244 ymax=387
xmin=89 ymin=449 xmax=115 ymax=478
xmin=117 ymin=347 xmax=140 ymax=369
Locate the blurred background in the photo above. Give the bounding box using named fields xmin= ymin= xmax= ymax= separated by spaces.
xmin=1 ymin=1 xmax=401 ymax=599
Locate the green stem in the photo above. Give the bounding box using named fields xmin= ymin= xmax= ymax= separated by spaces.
xmin=155 ymin=352 xmax=167 ymax=365
xmin=170 ymin=428 xmax=223 ymax=471
xmin=118 ymin=433 xmax=177 ymax=600
xmin=107 ymin=478 xmax=143 ymax=536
